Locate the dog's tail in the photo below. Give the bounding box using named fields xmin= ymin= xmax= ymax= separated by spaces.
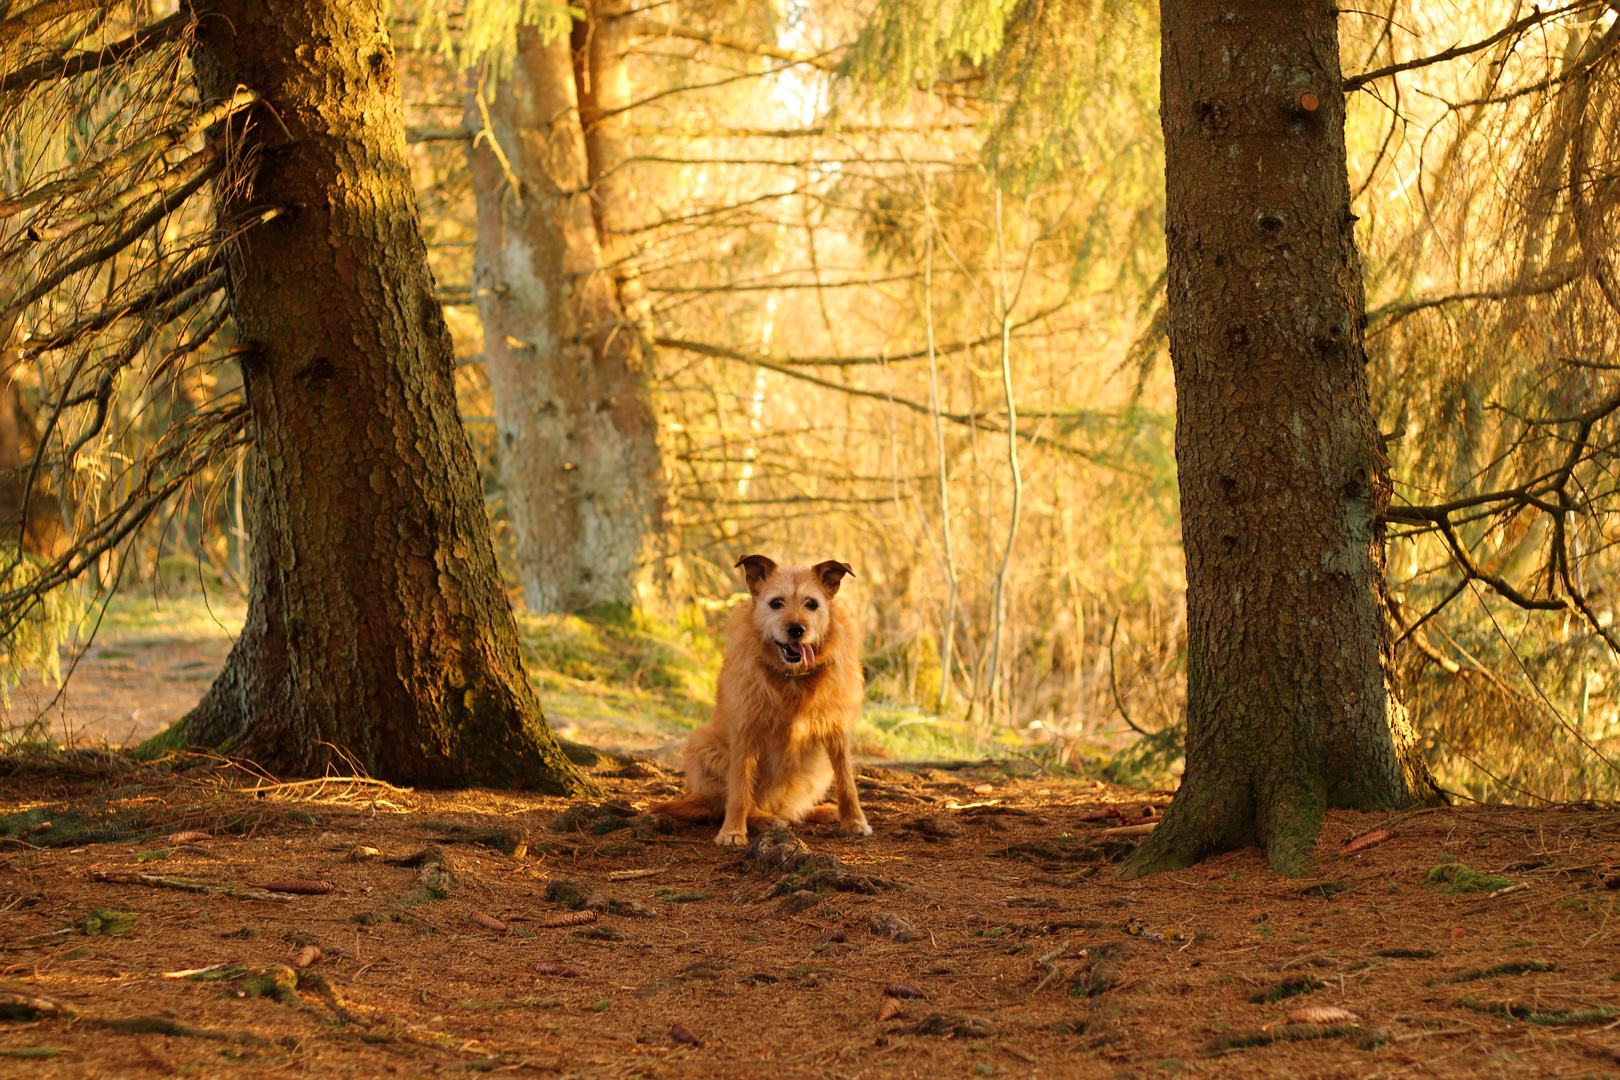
xmin=647 ymin=790 xmax=719 ymax=823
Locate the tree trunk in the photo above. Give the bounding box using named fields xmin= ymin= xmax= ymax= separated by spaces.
xmin=466 ymin=18 xmax=664 ymax=615
xmin=153 ymin=0 xmax=591 ymax=793
xmin=0 ymin=317 xmax=68 ymax=560
xmin=574 ymin=0 xmax=650 ymax=322
xmin=1122 ymin=1 xmax=1441 ymax=878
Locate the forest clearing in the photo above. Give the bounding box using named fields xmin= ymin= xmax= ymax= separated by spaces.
xmin=11 ymin=0 xmax=1620 ymax=1076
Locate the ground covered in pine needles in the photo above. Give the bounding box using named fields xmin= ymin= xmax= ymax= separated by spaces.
xmin=2 ymin=755 xmax=1619 ymax=1079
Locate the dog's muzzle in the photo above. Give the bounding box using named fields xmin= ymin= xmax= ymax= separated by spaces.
xmin=776 ymin=640 xmax=817 ymax=668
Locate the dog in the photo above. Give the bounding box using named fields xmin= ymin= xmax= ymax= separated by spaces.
xmin=649 ymin=555 xmax=871 ymax=846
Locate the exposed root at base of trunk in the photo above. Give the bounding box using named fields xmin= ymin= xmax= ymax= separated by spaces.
xmin=1119 ymin=778 xmax=1325 ymax=879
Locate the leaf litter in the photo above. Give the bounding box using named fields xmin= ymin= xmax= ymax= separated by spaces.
xmin=2 ymin=760 xmax=1620 ymax=1076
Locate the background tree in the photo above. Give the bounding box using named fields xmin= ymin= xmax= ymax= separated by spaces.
xmin=459 ymin=7 xmax=666 ymax=616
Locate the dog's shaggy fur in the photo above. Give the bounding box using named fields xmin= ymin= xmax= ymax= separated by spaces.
xmin=650 ymin=555 xmax=870 ymax=846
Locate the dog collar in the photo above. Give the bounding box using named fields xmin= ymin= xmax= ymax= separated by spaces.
xmin=766 ymin=658 xmax=835 ymax=680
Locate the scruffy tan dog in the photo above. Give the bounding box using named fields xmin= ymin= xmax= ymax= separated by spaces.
xmin=650 ymin=555 xmax=870 ymax=846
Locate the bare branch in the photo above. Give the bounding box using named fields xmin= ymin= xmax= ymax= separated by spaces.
xmin=406 ymin=126 xmax=469 ymax=144
xmin=0 ymin=150 xmax=223 ymax=328
xmin=0 ymin=0 xmax=102 ymax=40
xmin=0 ymin=91 xmax=258 ymax=220
xmin=0 ymin=9 xmax=192 ymax=96
xmin=1343 ymin=3 xmax=1593 ymax=92
xmin=648 ymin=272 xmax=918 ymax=294
xmin=1435 ymin=518 xmax=1565 ymax=611
xmin=652 ymin=302 xmax=1065 ymax=367
xmin=623 ymin=123 xmax=977 ymax=139
xmin=616 ymin=191 xmax=797 ymax=235
xmin=0 ymin=407 xmax=251 ymax=612
xmin=600 ymin=63 xmax=812 ymax=121
xmin=1367 ymin=263 xmax=1584 ymax=327
xmin=635 ymin=19 xmax=844 ymax=72
xmin=1441 ymin=19 xmax=1620 ymax=109
xmin=24 ymin=260 xmax=224 ymax=357
xmin=653 ymin=334 xmax=1129 ymax=469
xmin=1392 ymin=577 xmax=1470 ymax=649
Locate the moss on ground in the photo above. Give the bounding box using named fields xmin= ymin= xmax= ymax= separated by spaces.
xmin=1425 ymin=858 xmax=1514 ymax=894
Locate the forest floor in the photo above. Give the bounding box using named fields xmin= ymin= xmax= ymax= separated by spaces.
xmin=1 ymin=757 xmax=1619 ymax=1079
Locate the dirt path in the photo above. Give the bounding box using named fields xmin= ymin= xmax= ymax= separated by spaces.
xmin=1 ymin=598 xmax=692 ymax=760
xmin=7 ymin=636 xmax=234 ymax=748
xmin=1 ymin=762 xmax=1616 ymax=1078
xmin=3 ymin=596 xmax=242 ymax=748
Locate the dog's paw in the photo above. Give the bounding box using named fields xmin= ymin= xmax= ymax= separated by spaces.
xmin=840 ymin=818 xmax=873 ymax=837
xmin=714 ymin=828 xmax=749 ymax=847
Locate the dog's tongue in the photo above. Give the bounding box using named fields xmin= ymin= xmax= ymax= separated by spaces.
xmin=801 ymin=643 xmax=816 ymax=668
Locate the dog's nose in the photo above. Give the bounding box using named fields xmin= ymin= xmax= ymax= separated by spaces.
xmin=787 ymin=623 xmax=805 ymax=639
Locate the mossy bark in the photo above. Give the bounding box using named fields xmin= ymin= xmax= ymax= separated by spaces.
xmin=1122 ymin=0 xmax=1441 ymax=878
xmin=147 ymin=0 xmax=592 ymax=794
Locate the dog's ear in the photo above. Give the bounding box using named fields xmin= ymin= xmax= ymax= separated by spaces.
xmin=812 ymin=560 xmax=855 ymax=597
xmin=735 ymin=554 xmax=778 ymax=595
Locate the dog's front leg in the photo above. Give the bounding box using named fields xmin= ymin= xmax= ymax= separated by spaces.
xmin=716 ymin=750 xmax=758 ymax=847
xmin=828 ymin=731 xmax=871 ymax=836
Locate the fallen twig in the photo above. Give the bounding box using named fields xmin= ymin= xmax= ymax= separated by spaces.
xmin=1099 ymin=822 xmax=1157 ymax=837
xmin=88 ymin=870 xmax=297 ymax=902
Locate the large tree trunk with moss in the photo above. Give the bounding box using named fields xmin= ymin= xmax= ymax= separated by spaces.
xmin=1122 ymin=0 xmax=1441 ymax=878
xmin=466 ymin=18 xmax=664 ymax=616
xmin=159 ymin=0 xmax=590 ymax=792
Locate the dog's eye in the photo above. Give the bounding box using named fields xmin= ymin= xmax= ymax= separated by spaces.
xmin=805 ymin=599 xmax=819 ymax=610
xmin=768 ymin=598 xmax=784 ymax=610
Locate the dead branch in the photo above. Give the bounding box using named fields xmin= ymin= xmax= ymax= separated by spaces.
xmin=652 ymin=302 xmax=1065 ymax=367
xmin=405 ymin=125 xmax=469 ymax=144
xmin=616 ymin=190 xmax=799 ymax=235
xmin=0 ymin=90 xmax=258 ymax=220
xmin=1343 ymin=3 xmax=1593 ymax=92
xmin=654 ymin=335 xmax=1123 ymax=468
xmin=0 ymin=151 xmax=223 ymax=327
xmin=1441 ymin=19 xmax=1620 ymax=110
xmin=635 ymin=19 xmax=843 ymax=72
xmin=624 ymin=123 xmax=978 ymax=138
xmin=0 ymin=9 xmax=192 ymax=96
xmin=0 ymin=404 xmax=250 ymax=619
xmin=24 ymin=259 xmax=223 ymax=357
xmin=0 ymin=0 xmax=104 ymax=40
xmin=648 ymin=272 xmax=918 ymax=294
xmin=1367 ymin=263 xmax=1585 ymax=327
xmin=87 ymin=870 xmax=298 ymax=903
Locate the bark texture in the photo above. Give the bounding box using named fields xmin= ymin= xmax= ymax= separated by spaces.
xmin=466 ymin=18 xmax=664 ymax=615
xmin=574 ymin=0 xmax=650 ymax=322
xmin=1122 ymin=1 xmax=1441 ymax=878
xmin=158 ymin=0 xmax=590 ymax=792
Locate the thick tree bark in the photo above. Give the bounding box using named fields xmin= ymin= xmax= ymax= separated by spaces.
xmin=153 ymin=0 xmax=591 ymax=793
xmin=1122 ymin=1 xmax=1441 ymax=878
xmin=466 ymin=19 xmax=664 ymax=615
